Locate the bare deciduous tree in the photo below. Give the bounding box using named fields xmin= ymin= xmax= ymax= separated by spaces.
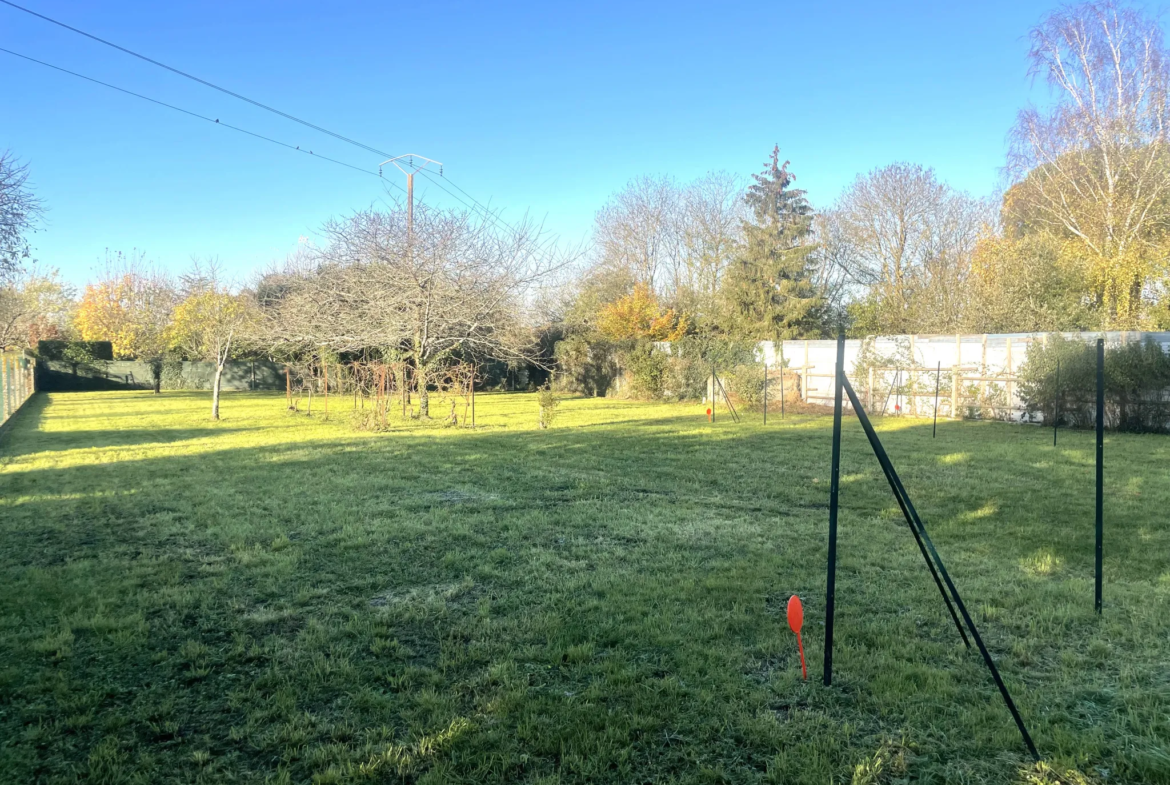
xmin=588 ymin=172 xmax=744 ymax=324
xmin=810 ymin=212 xmax=853 ymax=317
xmin=0 ymin=265 xmax=73 ymax=349
xmin=0 ymin=152 xmax=43 ymax=282
xmin=262 ymin=204 xmax=560 ymax=418
xmin=827 ymin=162 xmax=991 ymax=332
xmin=593 ymin=175 xmax=680 ymax=295
xmin=676 ymin=172 xmax=745 ymax=322
xmin=1008 ymin=0 xmax=1170 ymax=326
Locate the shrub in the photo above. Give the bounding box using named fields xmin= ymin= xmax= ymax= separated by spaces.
xmin=726 ymin=363 xmax=766 ymax=409
xmin=552 ymin=333 xmax=758 ymax=402
xmin=537 ymin=385 xmax=560 ymax=429
xmin=36 ymin=340 xmax=114 ymax=362
xmin=1018 ymin=336 xmax=1170 ymax=433
xmin=1106 ymin=339 xmax=1170 ymax=432
xmin=624 ymin=341 xmax=669 ymax=399
xmin=662 ymin=336 xmax=758 ymax=401
xmin=160 ymin=356 xmax=185 ymax=389
xmin=58 ymin=341 xmax=111 ymax=377
xmin=554 ymin=334 xmax=619 ymax=397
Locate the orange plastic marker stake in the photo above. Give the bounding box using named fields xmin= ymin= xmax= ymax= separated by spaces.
xmin=787 ymin=595 xmax=807 ymax=680
xmin=706 ymin=407 xmax=712 ymax=422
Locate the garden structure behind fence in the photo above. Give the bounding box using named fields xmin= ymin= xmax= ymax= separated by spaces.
xmin=749 ymin=331 xmax=1170 ymax=432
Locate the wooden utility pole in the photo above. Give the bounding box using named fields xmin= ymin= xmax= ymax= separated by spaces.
xmin=378 ymin=154 xmax=442 ymax=241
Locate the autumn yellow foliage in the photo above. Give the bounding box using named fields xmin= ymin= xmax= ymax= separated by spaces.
xmin=596 ymin=284 xmax=688 ymax=342
xmin=74 ymin=276 xmax=155 ymax=359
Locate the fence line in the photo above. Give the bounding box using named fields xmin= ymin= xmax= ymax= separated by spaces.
xmin=761 ymin=331 xmax=1170 ymax=422
xmin=39 ymin=358 xmax=286 ymax=392
xmin=1 ymin=351 xmax=37 ymax=432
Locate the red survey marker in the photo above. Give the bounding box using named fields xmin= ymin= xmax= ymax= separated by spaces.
xmin=787 ymin=595 xmax=807 ymax=680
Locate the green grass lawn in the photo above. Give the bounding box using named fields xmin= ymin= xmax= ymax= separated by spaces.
xmin=1 ymin=390 xmax=1168 ymax=784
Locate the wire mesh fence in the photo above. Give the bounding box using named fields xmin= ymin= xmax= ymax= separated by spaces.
xmin=762 ymin=331 xmax=1170 ymax=428
xmin=1 ymin=351 xmax=37 ymax=431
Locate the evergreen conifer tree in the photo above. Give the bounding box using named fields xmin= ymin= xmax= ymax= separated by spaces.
xmin=721 ymin=145 xmax=825 ymax=339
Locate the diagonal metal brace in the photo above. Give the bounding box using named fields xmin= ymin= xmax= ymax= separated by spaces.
xmin=715 ymin=375 xmax=741 ymax=422
xmin=841 ymin=376 xmax=1040 ymax=761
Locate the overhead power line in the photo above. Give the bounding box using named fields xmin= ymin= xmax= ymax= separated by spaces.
xmin=0 ymin=0 xmax=392 ymax=160
xmin=0 ymin=47 xmax=398 ymax=189
xmin=0 ymin=0 xmax=536 ymax=239
xmin=1 ymin=0 xmax=542 ymax=242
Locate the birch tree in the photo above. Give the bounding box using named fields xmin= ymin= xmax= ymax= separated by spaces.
xmin=827 ymin=163 xmax=990 ymax=333
xmin=1008 ymin=0 xmax=1170 ymax=327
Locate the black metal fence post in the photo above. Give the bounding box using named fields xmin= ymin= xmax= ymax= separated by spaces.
xmin=763 ymin=360 xmax=768 ymax=425
xmin=1096 ymin=339 xmax=1104 ymax=614
xmin=711 ymin=363 xmax=716 ymax=424
xmin=1053 ymin=359 xmax=1060 ymax=447
xmin=823 ymin=332 xmax=845 ymax=686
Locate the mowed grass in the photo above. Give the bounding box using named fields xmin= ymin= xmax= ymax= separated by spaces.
xmin=1 ymin=390 xmax=1168 ymax=785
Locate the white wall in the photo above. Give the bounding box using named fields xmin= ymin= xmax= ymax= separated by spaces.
xmin=759 ymin=331 xmax=1170 ymax=420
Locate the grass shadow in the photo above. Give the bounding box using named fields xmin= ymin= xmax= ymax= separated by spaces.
xmin=0 ymin=394 xmax=1166 ymax=784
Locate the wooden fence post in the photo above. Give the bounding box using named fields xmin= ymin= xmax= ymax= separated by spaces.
xmin=804 ymin=340 xmax=810 ymax=403
xmin=952 ymin=367 xmax=960 ymax=420
xmin=953 ymin=334 xmax=962 ymax=420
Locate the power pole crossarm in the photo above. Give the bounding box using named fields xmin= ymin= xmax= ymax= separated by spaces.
xmin=379 ymin=154 xmax=442 ymax=239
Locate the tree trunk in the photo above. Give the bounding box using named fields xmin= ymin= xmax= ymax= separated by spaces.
xmin=414 ymin=355 xmax=429 ymax=418
xmin=211 ymin=363 xmax=224 ymax=420
xmin=412 ymin=337 xmax=428 ymax=418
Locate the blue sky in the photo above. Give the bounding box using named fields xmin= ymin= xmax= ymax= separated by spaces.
xmin=2 ymin=0 xmax=1070 ymax=284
